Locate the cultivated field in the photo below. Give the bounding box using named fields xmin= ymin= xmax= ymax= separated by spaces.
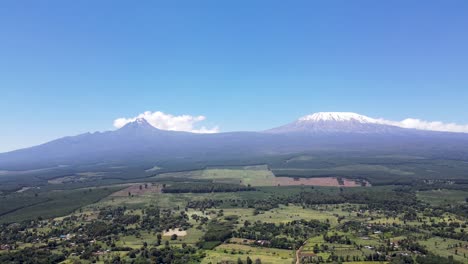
xmin=154 ymin=165 xmax=366 ymax=187
xmin=273 ymin=176 xmax=362 ymax=187
xmin=110 ymin=183 xmax=162 ymax=197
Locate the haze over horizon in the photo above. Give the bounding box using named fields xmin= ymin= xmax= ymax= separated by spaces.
xmin=1 ymin=1 xmax=468 ymax=152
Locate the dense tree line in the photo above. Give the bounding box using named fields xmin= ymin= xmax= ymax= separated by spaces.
xmin=0 ymin=248 xmax=65 ymax=264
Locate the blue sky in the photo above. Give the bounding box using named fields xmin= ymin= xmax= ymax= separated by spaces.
xmin=1 ymin=1 xmax=468 ymax=152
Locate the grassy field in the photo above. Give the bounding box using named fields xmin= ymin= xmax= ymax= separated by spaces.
xmin=95 ymin=188 xmax=275 ymax=210
xmin=197 ymin=165 xmax=276 ymax=186
xmin=222 ymin=204 xmax=348 ymax=227
xmin=417 ymin=189 xmax=468 ymax=206
xmin=202 ymin=244 xmax=294 ymax=264
xmin=153 ymin=165 xmax=277 ymax=186
xmin=273 ymin=164 xmax=414 ymax=176
xmin=154 ymin=165 xmax=367 ymax=187
xmin=419 ymin=237 xmax=468 ymax=263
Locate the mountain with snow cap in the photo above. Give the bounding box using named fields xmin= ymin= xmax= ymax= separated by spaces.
xmin=2 ymin=111 xmax=468 ymax=175
xmin=298 ymin=112 xmax=377 ymax=123
xmin=266 ymin=112 xmax=405 ymax=134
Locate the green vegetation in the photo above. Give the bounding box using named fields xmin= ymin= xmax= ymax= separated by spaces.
xmin=417 ymin=189 xmax=468 ymax=206
xmin=0 ymin=186 xmax=121 ymax=223
xmin=1 ymin=157 xmax=468 ymax=263
xmin=154 ymin=165 xmax=277 ymax=186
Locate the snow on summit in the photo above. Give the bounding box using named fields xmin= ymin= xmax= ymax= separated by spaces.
xmin=268 ymin=112 xmax=468 ymax=134
xmin=266 ymin=112 xmax=405 ymax=134
xmin=298 ymin=112 xmax=377 ymax=123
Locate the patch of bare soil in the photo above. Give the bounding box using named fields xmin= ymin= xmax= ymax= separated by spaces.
xmin=163 ymin=229 xmax=187 ymax=237
xmin=273 ymin=177 xmax=362 ymax=187
xmin=111 ymin=183 xmax=162 ymax=197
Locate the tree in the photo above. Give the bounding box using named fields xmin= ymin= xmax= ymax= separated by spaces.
xmin=313 ymin=244 xmax=320 ymax=253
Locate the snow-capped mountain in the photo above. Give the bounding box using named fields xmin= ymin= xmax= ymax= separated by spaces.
xmin=298 ymin=112 xmax=376 ymax=123
xmin=2 ymin=113 xmax=468 ymax=173
xmin=266 ymin=112 xmax=406 ymax=134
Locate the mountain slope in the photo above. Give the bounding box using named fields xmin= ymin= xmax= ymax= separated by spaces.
xmin=0 ymin=118 xmax=279 ymax=170
xmin=1 ymin=113 xmax=468 ymax=172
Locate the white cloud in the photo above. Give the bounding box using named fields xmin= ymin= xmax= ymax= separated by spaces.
xmin=113 ymin=111 xmax=219 ymax=133
xmin=373 ymin=117 xmax=468 ymax=133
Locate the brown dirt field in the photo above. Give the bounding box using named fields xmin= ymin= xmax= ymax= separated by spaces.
xmin=273 ymin=177 xmax=362 ymax=187
xmin=111 ymin=183 xmax=162 ymax=197
xmin=229 ymin=238 xmax=256 ymax=245
xmin=163 ymin=229 xmax=187 ymax=237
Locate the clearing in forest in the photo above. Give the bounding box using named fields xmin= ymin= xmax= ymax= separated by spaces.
xmin=110 ymin=183 xmax=162 ymax=197
xmin=163 ymin=228 xmax=187 ymax=237
xmin=273 ymin=176 xmax=362 ymax=187
xmin=156 ymin=165 xmax=366 ymax=187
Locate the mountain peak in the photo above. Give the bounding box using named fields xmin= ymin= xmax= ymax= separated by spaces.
xmin=135 ymin=117 xmax=149 ymax=125
xmin=119 ymin=118 xmax=156 ymax=131
xmin=266 ymin=112 xmax=404 ymax=134
xmin=298 ymin=112 xmax=376 ymax=123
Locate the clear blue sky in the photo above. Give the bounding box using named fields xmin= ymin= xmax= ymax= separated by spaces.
xmin=1 ymin=1 xmax=468 ymax=152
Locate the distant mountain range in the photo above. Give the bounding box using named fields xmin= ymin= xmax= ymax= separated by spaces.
xmin=1 ymin=112 xmax=468 ymax=170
